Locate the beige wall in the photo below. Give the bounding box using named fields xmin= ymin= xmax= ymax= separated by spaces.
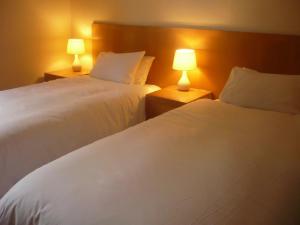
xmin=0 ymin=0 xmax=71 ymax=90
xmin=71 ymin=0 xmax=300 ymax=36
xmin=1 ymin=0 xmax=300 ymax=90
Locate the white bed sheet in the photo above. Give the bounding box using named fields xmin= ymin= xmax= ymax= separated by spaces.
xmin=0 ymin=76 xmax=159 ymax=197
xmin=0 ymin=99 xmax=299 ymax=225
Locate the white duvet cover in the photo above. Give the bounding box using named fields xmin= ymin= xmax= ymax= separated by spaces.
xmin=0 ymin=76 xmax=159 ymax=198
xmin=0 ymin=100 xmax=299 ymax=225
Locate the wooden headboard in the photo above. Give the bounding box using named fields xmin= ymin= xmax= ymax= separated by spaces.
xmin=92 ymin=22 xmax=300 ymax=96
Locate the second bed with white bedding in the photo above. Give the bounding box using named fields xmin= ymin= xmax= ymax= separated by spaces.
xmin=1 ymin=99 xmax=299 ymax=225
xmin=0 ymin=75 xmax=159 ymax=197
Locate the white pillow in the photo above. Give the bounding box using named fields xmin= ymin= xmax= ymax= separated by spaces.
xmin=91 ymin=51 xmax=145 ymax=84
xmin=220 ymin=67 xmax=300 ymax=114
xmin=134 ymin=56 xmax=155 ymax=85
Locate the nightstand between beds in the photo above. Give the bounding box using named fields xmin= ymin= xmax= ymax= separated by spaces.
xmin=146 ymin=85 xmax=213 ymax=119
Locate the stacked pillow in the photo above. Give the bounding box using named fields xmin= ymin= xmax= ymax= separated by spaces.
xmin=90 ymin=51 xmax=155 ymax=85
xmin=220 ymin=67 xmax=300 ymax=114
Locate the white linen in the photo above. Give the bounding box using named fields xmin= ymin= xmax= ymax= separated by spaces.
xmin=0 ymin=76 xmax=159 ymax=198
xmin=134 ymin=56 xmax=155 ymax=85
xmin=1 ymin=99 xmax=299 ymax=225
xmin=91 ymin=51 xmax=145 ymax=84
xmin=220 ymin=67 xmax=300 ymax=114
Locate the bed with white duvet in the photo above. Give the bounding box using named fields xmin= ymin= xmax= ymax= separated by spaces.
xmin=0 ymin=51 xmax=160 ymax=198
xmin=0 ymin=68 xmax=299 ymax=225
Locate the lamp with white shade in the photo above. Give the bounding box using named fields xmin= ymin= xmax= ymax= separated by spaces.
xmin=67 ymin=39 xmax=85 ymax=72
xmin=172 ymin=49 xmax=197 ymax=91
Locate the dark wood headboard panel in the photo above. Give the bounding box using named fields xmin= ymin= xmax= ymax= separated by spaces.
xmin=92 ymin=22 xmax=300 ymax=96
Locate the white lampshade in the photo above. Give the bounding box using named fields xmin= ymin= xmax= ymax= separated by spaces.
xmin=172 ymin=49 xmax=197 ymax=71
xmin=67 ymin=39 xmax=85 ymax=55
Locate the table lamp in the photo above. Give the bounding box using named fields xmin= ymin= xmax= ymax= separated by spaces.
xmin=67 ymin=39 xmax=85 ymax=72
xmin=172 ymin=49 xmax=197 ymax=91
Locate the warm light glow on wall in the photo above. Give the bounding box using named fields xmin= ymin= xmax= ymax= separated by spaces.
xmin=47 ymin=59 xmax=70 ymax=71
xmin=80 ymin=54 xmax=94 ymax=70
xmin=180 ymin=34 xmax=207 ymax=50
xmin=79 ymin=25 xmax=92 ymax=38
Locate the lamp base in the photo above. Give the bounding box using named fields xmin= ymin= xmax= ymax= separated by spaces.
xmin=72 ymin=54 xmax=82 ymax=72
xmin=177 ymin=71 xmax=190 ymax=91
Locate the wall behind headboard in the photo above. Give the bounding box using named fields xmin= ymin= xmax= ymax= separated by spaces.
xmin=71 ymin=0 xmax=300 ymax=37
xmin=93 ymin=22 xmax=300 ymax=96
xmin=71 ymin=0 xmax=300 ymax=95
xmin=1 ymin=0 xmax=299 ymax=90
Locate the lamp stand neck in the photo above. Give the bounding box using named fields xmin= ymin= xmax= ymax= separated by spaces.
xmin=177 ymin=71 xmax=191 ymax=91
xmin=72 ymin=54 xmax=82 ymax=72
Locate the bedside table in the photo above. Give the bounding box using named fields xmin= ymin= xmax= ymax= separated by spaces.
xmin=44 ymin=69 xmax=90 ymax=81
xmin=146 ymin=85 xmax=213 ymax=119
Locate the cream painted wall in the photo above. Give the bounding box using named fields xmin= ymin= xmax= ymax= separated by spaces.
xmin=0 ymin=0 xmax=71 ymax=90
xmin=1 ymin=0 xmax=299 ymax=90
xmin=71 ymin=0 xmax=300 ymax=36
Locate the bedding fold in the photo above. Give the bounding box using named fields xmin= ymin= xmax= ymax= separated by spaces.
xmin=0 ymin=76 xmax=159 ymax=197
